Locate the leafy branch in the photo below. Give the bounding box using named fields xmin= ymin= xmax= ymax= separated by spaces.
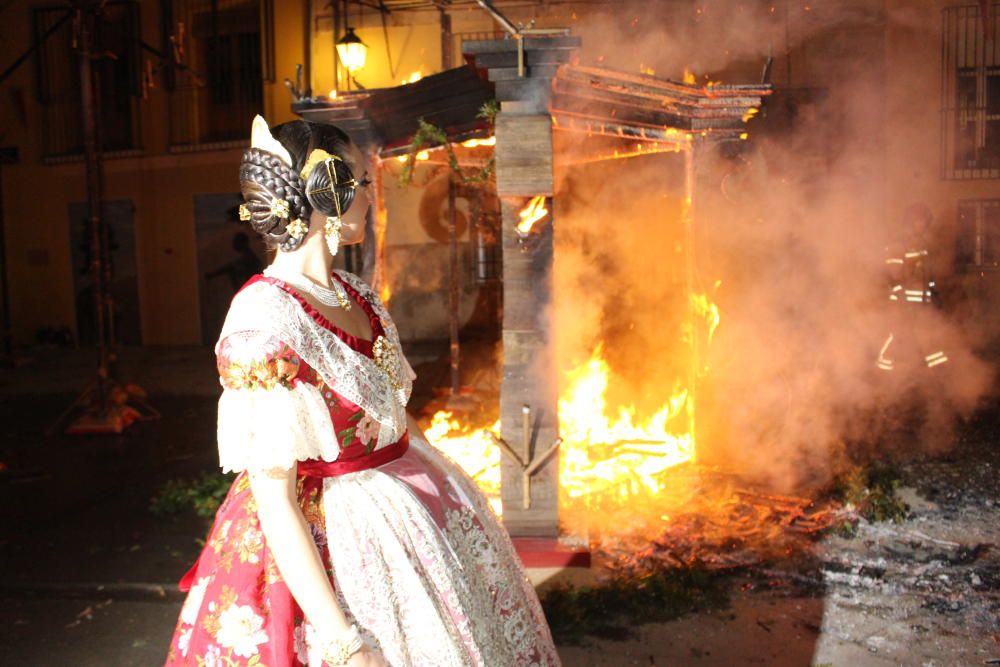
xmin=398 ymin=100 xmax=499 ymax=186
xmin=150 ymin=471 xmax=236 ymax=518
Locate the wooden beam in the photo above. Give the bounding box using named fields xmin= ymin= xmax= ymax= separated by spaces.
xmin=495 ymin=114 xmax=553 ymax=196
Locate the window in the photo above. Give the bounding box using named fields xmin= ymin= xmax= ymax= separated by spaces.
xmin=956 ymin=199 xmax=1000 ymax=270
xmin=166 ymin=0 xmax=274 ymax=146
xmin=33 ymin=3 xmax=141 ymax=157
xmin=942 ymin=4 xmax=1000 ymax=178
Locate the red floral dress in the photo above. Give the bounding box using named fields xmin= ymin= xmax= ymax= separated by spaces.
xmin=163 ymin=271 xmax=560 ymax=667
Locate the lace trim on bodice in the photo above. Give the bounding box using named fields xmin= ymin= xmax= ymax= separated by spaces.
xmin=333 ymin=270 xmax=416 ymax=390
xmin=217 ymin=274 xmax=413 ymax=450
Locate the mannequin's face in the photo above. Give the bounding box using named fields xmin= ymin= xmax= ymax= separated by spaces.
xmin=327 ymin=143 xmax=369 ymax=247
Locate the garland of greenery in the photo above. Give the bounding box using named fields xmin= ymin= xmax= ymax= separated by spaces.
xmin=399 ymin=100 xmax=499 ymax=186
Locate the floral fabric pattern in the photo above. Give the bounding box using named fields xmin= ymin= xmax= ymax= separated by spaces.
xmin=218 ymin=338 xmax=301 ymax=391
xmin=165 ymin=271 xmax=560 ymax=667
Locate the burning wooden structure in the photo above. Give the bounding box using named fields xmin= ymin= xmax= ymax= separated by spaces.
xmin=294 ymin=35 xmax=770 ymax=539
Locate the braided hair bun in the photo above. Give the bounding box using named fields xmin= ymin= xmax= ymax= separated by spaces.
xmin=238 ymin=120 xmax=358 ymax=252
xmin=239 ymin=148 xmax=309 ymax=251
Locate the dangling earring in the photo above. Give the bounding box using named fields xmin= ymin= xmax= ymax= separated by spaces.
xmin=324 ymin=216 xmax=342 ymax=256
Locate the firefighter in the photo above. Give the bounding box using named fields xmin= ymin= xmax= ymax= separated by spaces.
xmin=877 ymin=204 xmax=949 ymax=372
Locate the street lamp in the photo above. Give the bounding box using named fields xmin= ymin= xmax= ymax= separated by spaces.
xmin=336 ymin=27 xmax=367 ymax=88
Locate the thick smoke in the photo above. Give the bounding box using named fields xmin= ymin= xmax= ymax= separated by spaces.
xmin=549 ymin=0 xmax=993 ymax=493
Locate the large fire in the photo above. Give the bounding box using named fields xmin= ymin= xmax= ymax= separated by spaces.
xmin=420 ymin=172 xmax=720 ymax=537
xmin=423 ymin=337 xmax=705 ymax=531
xmin=558 ymin=347 xmax=694 ymax=511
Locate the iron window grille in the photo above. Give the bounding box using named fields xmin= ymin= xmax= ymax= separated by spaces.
xmin=164 ymin=0 xmax=274 ymax=147
xmin=956 ymin=199 xmax=1000 ymax=270
xmin=942 ymin=3 xmax=1000 ymax=179
xmin=33 ymin=2 xmax=142 ymax=158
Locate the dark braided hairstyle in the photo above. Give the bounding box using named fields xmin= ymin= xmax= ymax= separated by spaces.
xmin=238 ymin=120 xmax=359 ymax=252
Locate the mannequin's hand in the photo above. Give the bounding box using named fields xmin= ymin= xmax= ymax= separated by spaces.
xmin=343 ymin=646 xmax=387 ymax=667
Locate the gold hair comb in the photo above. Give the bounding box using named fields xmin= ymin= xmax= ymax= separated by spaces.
xmin=300 ymin=149 xmax=340 ymax=181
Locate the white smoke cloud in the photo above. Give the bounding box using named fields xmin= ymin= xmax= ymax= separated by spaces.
xmin=546 ymin=0 xmax=993 ymax=493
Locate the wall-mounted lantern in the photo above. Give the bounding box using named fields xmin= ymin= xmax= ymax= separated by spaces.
xmin=336 ymin=27 xmax=367 ymax=87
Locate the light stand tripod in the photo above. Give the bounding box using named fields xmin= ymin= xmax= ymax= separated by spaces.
xmin=0 ymin=1 xmax=159 ymax=433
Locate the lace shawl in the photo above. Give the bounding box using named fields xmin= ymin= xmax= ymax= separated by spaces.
xmin=217 ymin=273 xmax=415 ymax=457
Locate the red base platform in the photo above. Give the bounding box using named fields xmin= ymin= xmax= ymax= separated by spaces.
xmin=511 ymin=538 xmax=591 ymax=569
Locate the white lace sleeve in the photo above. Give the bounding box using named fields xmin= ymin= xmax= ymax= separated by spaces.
xmin=215 ymin=331 xmax=340 ymax=473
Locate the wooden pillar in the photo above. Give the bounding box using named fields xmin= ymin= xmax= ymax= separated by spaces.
xmin=464 ymin=34 xmax=580 ymax=537
xmin=496 ymin=112 xmax=558 ymax=536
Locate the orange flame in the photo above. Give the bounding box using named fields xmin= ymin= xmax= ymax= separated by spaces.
xmin=516 ymin=196 xmax=549 ymax=235
xmin=400 ymin=70 xmax=423 ymax=86
xmin=460 ymin=136 xmax=497 ymax=148
xmin=379 ymin=281 xmax=392 ymax=305
xmin=691 ymin=292 xmax=721 ymax=347
xmin=396 ymin=149 xmax=431 ymax=164
xmin=424 ymin=346 xmax=696 ymax=526
xmin=558 ymin=347 xmax=694 ymax=511
xmin=421 ymin=289 xmax=723 ymax=536
xmin=423 ymin=412 xmax=502 ymax=515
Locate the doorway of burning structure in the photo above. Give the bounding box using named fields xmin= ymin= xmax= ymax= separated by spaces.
xmin=194 ymin=193 xmax=267 ymax=346
xmin=552 ymin=149 xmax=701 ymax=534
xmin=554 ymin=152 xmax=690 ymax=414
xmin=69 ymin=200 xmax=140 ymax=346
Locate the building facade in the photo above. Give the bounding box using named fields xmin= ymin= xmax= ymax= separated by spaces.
xmin=885 ymin=1 xmax=1000 ymax=342
xmin=2 ymin=1 xmax=997 ymax=349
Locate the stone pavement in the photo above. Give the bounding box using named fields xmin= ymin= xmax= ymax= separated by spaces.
xmin=2 ymin=345 xmax=999 ymax=666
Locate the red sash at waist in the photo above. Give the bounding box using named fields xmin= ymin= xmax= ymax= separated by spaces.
xmin=297 ymin=432 xmax=409 ymax=477
xmin=178 ymin=432 xmax=409 ymax=592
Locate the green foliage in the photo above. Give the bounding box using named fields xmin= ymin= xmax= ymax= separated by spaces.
xmin=540 ymin=565 xmax=728 ymax=643
xmin=477 ymin=99 xmax=500 ymax=123
xmin=398 ymin=101 xmax=498 ymax=187
xmin=150 ymin=471 xmax=236 ymax=518
xmin=832 ymin=520 xmax=858 ymax=539
xmin=831 ymin=464 xmax=909 ymax=525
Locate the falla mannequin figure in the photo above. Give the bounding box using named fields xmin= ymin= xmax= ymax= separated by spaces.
xmin=163 ymin=116 xmax=561 ymax=667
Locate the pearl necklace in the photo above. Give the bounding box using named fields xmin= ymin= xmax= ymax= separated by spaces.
xmin=264 ymin=266 xmax=352 ymax=310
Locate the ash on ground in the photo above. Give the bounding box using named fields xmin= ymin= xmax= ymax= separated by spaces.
xmin=567 ymin=415 xmax=999 ymax=666
xmin=810 ymin=434 xmax=1000 ymax=665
